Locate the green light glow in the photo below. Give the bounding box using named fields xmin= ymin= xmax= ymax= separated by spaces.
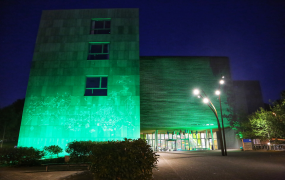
xmin=18 ymin=8 xmax=140 ymax=153
xmin=18 ymin=75 xmax=140 ymax=152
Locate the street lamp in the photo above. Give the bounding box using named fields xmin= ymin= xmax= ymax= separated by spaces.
xmin=217 ymin=76 xmax=227 ymax=156
xmin=193 ymin=89 xmax=225 ymax=156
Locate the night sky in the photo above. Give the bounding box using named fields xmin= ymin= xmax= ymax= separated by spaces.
xmin=0 ymin=0 xmax=284 ymax=108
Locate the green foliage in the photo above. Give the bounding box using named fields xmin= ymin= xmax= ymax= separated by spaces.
xmin=0 ymin=147 xmax=44 ymax=166
xmin=43 ymin=145 xmax=63 ymax=158
xmin=89 ymin=138 xmax=159 ymax=180
xmin=246 ymin=91 xmax=285 ymax=140
xmin=249 ymin=104 xmax=285 ymax=140
xmin=65 ymin=141 xmax=95 ymax=163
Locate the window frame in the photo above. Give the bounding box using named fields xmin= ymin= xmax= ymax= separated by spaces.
xmin=90 ymin=18 xmax=111 ymax=34
xmin=87 ymin=42 xmax=110 ymax=60
xmin=84 ymin=76 xmax=108 ymax=96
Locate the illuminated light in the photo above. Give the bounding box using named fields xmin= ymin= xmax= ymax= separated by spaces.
xmin=222 ymin=76 xmax=225 ymax=79
xmin=219 ymin=80 xmax=225 ymax=84
xmin=215 ymin=90 xmax=221 ymax=95
xmin=197 ymin=95 xmax=201 ymax=98
xmin=193 ymin=89 xmax=200 ymax=95
xmin=203 ymin=98 xmax=209 ymax=104
xmin=268 ymin=143 xmax=270 ymax=145
xmin=210 ymin=124 xmax=214 ymax=125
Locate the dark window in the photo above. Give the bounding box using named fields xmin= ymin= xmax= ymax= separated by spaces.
xmin=90 ymin=20 xmax=111 ymax=34
xmin=84 ymin=77 xmax=108 ymax=96
xmin=87 ymin=43 xmax=109 ymax=60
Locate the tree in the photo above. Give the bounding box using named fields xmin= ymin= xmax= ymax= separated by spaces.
xmin=43 ymin=145 xmax=63 ymax=158
xmin=248 ymin=91 xmax=285 ymax=140
xmin=0 ymin=99 xmax=25 ymax=148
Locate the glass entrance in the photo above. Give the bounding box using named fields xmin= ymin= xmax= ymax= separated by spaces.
xmin=167 ymin=140 xmax=176 ymax=151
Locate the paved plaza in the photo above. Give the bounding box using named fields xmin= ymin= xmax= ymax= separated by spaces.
xmin=0 ymin=150 xmax=284 ymax=180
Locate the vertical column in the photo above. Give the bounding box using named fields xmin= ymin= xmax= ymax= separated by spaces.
xmin=205 ymin=130 xmax=209 ymax=149
xmin=210 ymin=129 xmax=214 ymax=150
xmin=155 ymin=130 xmax=158 ymax=151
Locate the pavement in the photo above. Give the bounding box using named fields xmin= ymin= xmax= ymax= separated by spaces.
xmin=1 ymin=149 xmax=285 ymax=180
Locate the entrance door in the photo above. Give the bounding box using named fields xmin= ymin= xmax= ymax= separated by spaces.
xmin=167 ymin=141 xmax=176 ymax=151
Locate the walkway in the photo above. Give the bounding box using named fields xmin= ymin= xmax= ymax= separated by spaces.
xmin=0 ymin=150 xmax=284 ymax=180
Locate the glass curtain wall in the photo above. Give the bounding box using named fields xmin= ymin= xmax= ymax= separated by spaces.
xmin=143 ymin=131 xmax=218 ymax=151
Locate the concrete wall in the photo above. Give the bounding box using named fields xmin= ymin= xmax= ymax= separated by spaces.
xmin=18 ymin=9 xmax=140 ymax=150
xmin=233 ymin=81 xmax=264 ymax=114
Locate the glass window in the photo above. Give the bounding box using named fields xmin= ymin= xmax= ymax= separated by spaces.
xmin=87 ymin=43 xmax=109 ymax=60
xmin=161 ymin=134 xmax=164 ymax=139
xmin=198 ymin=139 xmax=201 ymax=145
xmin=201 ymin=133 xmax=205 ymax=138
xmin=90 ymin=19 xmax=111 ymax=34
xmin=208 ymin=133 xmax=212 ymax=138
xmin=161 ymin=140 xmax=165 ymax=148
xmin=84 ymin=77 xmax=108 ymax=96
xmin=213 ymin=132 xmax=217 ymax=139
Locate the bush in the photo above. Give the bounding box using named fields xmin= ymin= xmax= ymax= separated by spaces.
xmin=89 ymin=138 xmax=159 ymax=180
xmin=65 ymin=141 xmax=95 ymax=163
xmin=0 ymin=147 xmax=44 ymax=166
xmin=43 ymin=145 xmax=63 ymax=158
xmin=41 ymin=157 xmax=65 ymax=164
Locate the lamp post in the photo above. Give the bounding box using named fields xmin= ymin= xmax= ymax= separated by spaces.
xmin=193 ymin=89 xmax=225 ymax=156
xmin=216 ymin=77 xmax=227 ymax=156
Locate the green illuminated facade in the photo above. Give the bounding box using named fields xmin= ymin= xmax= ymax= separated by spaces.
xmin=18 ymin=9 xmax=140 ymax=150
xmin=18 ymin=8 xmax=241 ymax=152
xmin=140 ymin=57 xmax=233 ymax=150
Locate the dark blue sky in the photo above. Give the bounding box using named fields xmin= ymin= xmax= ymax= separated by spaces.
xmin=0 ymin=0 xmax=285 ymax=108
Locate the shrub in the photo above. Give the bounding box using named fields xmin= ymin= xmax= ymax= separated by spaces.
xmin=43 ymin=145 xmax=63 ymax=158
xmin=0 ymin=147 xmax=44 ymax=166
xmin=65 ymin=141 xmax=95 ymax=163
xmin=89 ymin=138 xmax=159 ymax=180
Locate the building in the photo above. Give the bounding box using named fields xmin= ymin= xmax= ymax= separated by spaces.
xmin=18 ymin=9 xmax=140 ymax=149
xmin=18 ymin=8 xmax=262 ymax=152
xmin=232 ymin=80 xmax=264 ymax=114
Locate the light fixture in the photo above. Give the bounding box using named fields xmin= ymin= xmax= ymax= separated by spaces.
xmin=193 ymin=89 xmax=200 ymax=95
xmin=203 ymin=98 xmax=209 ymax=104
xmin=215 ymin=90 xmax=221 ymax=95
xmin=219 ymin=80 xmax=225 ymax=84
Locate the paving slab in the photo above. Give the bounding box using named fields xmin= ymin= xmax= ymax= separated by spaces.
xmin=1 ymin=150 xmax=285 ymax=180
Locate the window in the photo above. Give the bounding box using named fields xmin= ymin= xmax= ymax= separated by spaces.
xmin=90 ymin=18 xmax=111 ymax=34
xmin=87 ymin=43 xmax=109 ymax=60
xmin=84 ymin=77 xmax=108 ymax=96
